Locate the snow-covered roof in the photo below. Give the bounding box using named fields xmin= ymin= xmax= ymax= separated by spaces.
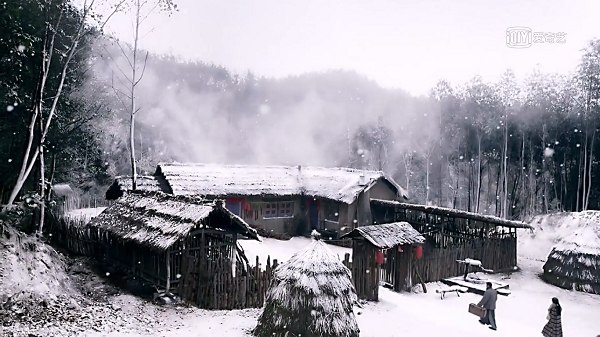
xmin=89 ymin=191 xmax=258 ymax=250
xmin=154 ymin=162 xmax=407 ymax=204
xmin=371 ymin=199 xmax=532 ymax=229
xmin=340 ymin=222 xmax=425 ymax=249
xmin=114 ymin=175 xmax=162 ymax=192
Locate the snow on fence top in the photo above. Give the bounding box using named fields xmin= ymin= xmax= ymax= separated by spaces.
xmin=88 ymin=190 xmax=258 ymax=250
xmin=339 ymin=222 xmax=425 ymax=249
xmin=51 ymin=183 xmax=74 ymax=197
xmin=371 ymin=199 xmax=532 ymax=229
xmin=253 ymin=233 xmax=359 ymax=337
xmin=154 ymin=162 xmax=407 ymax=204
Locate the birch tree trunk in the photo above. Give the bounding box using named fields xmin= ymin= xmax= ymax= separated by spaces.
xmin=4 ymin=0 xmax=124 ymax=208
xmin=38 ymin=115 xmax=46 ymax=233
xmin=585 ymin=127 xmax=596 ymax=209
xmin=476 ymin=135 xmax=482 ymax=212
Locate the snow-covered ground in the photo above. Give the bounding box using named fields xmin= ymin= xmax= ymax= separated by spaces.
xmin=51 ymin=208 xmax=600 ymax=336
xmin=239 ymin=236 xmax=351 ymax=266
xmin=87 ymin=247 xmax=600 ymax=337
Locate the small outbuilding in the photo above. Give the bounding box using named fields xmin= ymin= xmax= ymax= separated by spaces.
xmin=87 ymin=190 xmax=260 ymax=308
xmin=340 ymin=222 xmax=425 ymax=301
xmin=253 ymin=231 xmax=360 ymax=337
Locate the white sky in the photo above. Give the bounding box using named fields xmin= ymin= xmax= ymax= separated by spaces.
xmin=105 ymin=0 xmax=599 ymax=96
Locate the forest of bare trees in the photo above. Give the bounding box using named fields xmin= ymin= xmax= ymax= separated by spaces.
xmin=2 ymin=0 xmax=600 ymax=226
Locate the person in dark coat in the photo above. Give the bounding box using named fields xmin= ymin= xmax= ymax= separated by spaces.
xmin=542 ymin=297 xmax=563 ymax=337
xmin=477 ymin=282 xmax=498 ymax=331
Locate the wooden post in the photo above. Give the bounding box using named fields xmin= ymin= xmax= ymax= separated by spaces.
xmin=231 ymin=233 xmax=237 ymax=277
xmin=165 ymin=249 xmax=171 ymax=294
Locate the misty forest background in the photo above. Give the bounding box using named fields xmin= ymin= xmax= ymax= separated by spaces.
xmin=2 ymin=0 xmax=600 ymax=223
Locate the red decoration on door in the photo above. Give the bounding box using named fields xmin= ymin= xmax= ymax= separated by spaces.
xmin=376 ymin=250 xmax=384 ymax=265
xmin=415 ymin=246 xmax=423 ymax=259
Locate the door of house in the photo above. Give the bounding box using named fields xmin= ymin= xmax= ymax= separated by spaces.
xmin=309 ymin=203 xmax=319 ymax=229
xmin=226 ymin=201 xmax=242 ymax=216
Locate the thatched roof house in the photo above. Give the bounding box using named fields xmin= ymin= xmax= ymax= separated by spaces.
xmin=253 ymin=231 xmax=359 ymax=337
xmin=542 ymin=211 xmax=600 ymax=295
xmin=105 ymin=163 xmax=409 ymax=236
xmin=87 ymin=190 xmax=259 ymax=296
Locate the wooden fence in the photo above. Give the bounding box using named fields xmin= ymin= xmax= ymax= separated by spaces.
xmin=412 ymin=237 xmax=517 ymax=284
xmin=46 ymin=213 xmax=281 ymax=310
xmin=51 ymin=213 xmax=518 ymax=307
xmin=178 ymin=255 xmax=278 ymax=310
xmin=55 ymin=194 xmax=112 ymax=216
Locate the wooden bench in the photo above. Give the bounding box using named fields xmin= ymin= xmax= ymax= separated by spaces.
xmin=436 ymin=285 xmax=468 ymax=299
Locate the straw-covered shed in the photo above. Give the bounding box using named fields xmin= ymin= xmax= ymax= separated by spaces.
xmin=542 ymin=212 xmax=600 ymax=294
xmin=87 ymin=190 xmax=259 ymax=305
xmin=340 ymin=222 xmax=425 ymax=300
xmin=253 ymin=231 xmax=359 ymax=337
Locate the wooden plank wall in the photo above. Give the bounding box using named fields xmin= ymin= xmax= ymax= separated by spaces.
xmin=412 ymin=237 xmax=517 ymax=285
xmin=347 ymin=242 xmax=379 ymax=301
xmin=380 ymin=244 xmax=414 ymax=292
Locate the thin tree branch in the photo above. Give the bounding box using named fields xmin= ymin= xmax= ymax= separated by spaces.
xmin=114 ymin=39 xmax=134 ymax=69
xmin=101 ymin=44 xmax=133 ymax=84
xmin=134 ymin=51 xmax=149 ymax=86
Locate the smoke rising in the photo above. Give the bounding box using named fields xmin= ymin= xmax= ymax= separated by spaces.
xmin=93 ymin=39 xmax=440 ymax=177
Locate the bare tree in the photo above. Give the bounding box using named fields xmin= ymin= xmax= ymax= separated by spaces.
xmin=104 ymin=0 xmax=176 ymax=190
xmin=3 ymin=0 xmax=124 ymax=231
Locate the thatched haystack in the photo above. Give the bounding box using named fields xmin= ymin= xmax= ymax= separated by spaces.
xmin=542 ymin=211 xmax=600 ymax=294
xmin=253 ymin=231 xmax=359 ymax=337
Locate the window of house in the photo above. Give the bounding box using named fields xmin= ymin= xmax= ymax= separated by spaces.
xmin=278 ymin=202 xmax=294 ymax=217
xmin=263 ymin=202 xmax=278 ymax=218
xmin=324 ymin=202 xmax=340 ymax=222
xmin=263 ymin=201 xmax=294 ymax=219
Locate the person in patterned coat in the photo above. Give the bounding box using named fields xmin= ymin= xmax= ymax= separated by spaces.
xmin=542 ymin=297 xmax=563 ymax=337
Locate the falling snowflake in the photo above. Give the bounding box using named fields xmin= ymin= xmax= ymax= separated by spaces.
xmin=544 ymin=148 xmax=555 ymax=157
xmin=18 ymin=45 xmax=25 ymax=52
xmin=6 ymin=105 xmax=14 ymax=112
xmin=258 ymin=104 xmax=270 ymax=115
